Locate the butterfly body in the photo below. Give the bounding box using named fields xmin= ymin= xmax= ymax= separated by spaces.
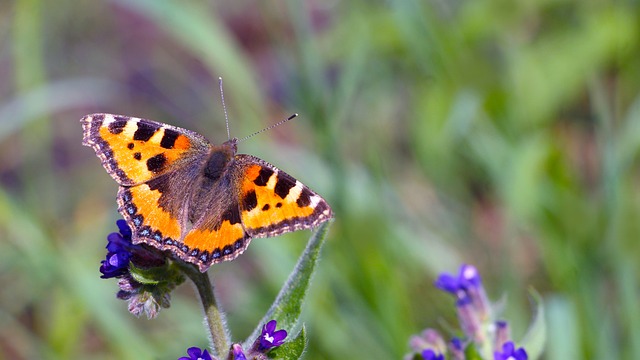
xmin=82 ymin=113 xmax=332 ymax=272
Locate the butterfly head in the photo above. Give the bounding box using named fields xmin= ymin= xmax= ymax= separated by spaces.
xmin=222 ymin=137 xmax=239 ymax=153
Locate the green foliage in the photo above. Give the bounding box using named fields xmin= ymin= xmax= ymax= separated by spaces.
xmin=464 ymin=344 xmax=483 ymax=360
xmin=0 ymin=0 xmax=639 ymax=358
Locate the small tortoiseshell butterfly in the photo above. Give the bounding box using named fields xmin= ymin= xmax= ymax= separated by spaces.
xmin=82 ymin=113 xmax=332 ymax=272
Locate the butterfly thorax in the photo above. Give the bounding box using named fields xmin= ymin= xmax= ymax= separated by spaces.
xmin=202 ymin=138 xmax=238 ymax=183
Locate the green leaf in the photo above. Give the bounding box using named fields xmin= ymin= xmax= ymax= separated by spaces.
xmin=267 ymin=326 xmax=307 ymax=360
xmin=244 ymin=221 xmax=332 ymax=347
xmin=519 ymin=288 xmax=546 ymax=359
xmin=464 ymin=342 xmax=483 ymax=360
xmin=129 ymin=262 xmax=185 ymax=287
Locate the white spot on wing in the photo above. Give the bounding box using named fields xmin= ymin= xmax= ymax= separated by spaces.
xmin=149 ymin=127 xmax=165 ymax=144
xmin=123 ymin=118 xmax=140 ymax=138
xmin=309 ymin=194 xmax=321 ymax=208
xmin=102 ymin=114 xmax=116 ymax=125
xmin=266 ymin=169 xmax=279 ymax=190
xmin=285 ymin=181 xmax=304 ymax=203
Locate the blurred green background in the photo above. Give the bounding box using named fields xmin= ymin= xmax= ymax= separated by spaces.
xmin=0 ymin=0 xmax=638 ymax=359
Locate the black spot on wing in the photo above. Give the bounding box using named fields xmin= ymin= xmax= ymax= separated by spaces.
xmin=243 ymin=190 xmax=257 ymax=211
xmin=262 ymin=204 xmax=270 ymax=211
xmin=127 ymin=142 xmax=134 ymax=149
xmin=146 ymin=153 xmax=167 ymax=173
xmin=134 ymin=121 xmax=159 ymax=141
xmin=133 ymin=152 xmax=142 ymax=160
xmin=160 ymin=129 xmax=180 ymax=149
xmin=274 ymin=173 xmax=296 ymax=199
xmin=146 ymin=174 xmax=170 ymax=193
xmin=108 ymin=118 xmax=127 ymax=134
xmin=221 ymin=207 xmax=241 ymax=226
xmin=253 ymin=167 xmax=274 ymax=186
xmin=296 ymin=187 xmax=312 ymax=207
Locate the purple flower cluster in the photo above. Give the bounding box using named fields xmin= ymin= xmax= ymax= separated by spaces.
xmin=435 ymin=264 xmax=492 ymax=344
xmin=99 ymin=220 xmax=181 ymax=319
xmin=406 ymin=264 xmax=529 ymax=360
xmin=181 ymin=320 xmax=288 ymax=360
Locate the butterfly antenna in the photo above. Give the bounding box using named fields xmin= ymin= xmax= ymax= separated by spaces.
xmin=238 ymin=113 xmax=299 ymax=142
xmin=219 ymin=77 xmax=231 ymax=140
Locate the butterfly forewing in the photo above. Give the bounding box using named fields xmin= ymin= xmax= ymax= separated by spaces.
xmin=81 ymin=113 xmax=209 ymax=186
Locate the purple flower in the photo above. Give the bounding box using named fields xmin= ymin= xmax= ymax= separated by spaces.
xmin=100 ymin=220 xmax=134 ymax=278
xmin=449 ymin=337 xmax=465 ymax=360
xmin=436 ymin=264 xmax=491 ymax=322
xmin=179 ymin=346 xmax=212 ymax=360
xmin=115 ymin=218 xmax=132 ymax=238
xmin=232 ymin=344 xmax=247 ymax=360
xmin=259 ymin=320 xmax=288 ymax=350
xmin=435 ymin=264 xmax=482 ymax=296
xmin=421 ymin=349 xmax=444 ymax=360
xmin=494 ymin=341 xmax=527 ymax=360
xmin=99 ymin=252 xmax=131 ymax=279
xmin=450 ymin=337 xmax=463 ymax=351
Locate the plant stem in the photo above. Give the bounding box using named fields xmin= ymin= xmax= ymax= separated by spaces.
xmin=179 ymin=262 xmax=230 ymax=356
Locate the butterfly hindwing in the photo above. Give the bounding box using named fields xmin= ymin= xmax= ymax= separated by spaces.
xmin=117 ymin=171 xmax=196 ymax=253
xmin=81 ymin=113 xmax=209 ymax=186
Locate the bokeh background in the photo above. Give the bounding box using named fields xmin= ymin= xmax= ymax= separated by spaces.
xmin=0 ymin=0 xmax=638 ymax=359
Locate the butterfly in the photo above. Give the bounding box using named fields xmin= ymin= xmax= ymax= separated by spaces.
xmin=82 ymin=113 xmax=332 ymax=272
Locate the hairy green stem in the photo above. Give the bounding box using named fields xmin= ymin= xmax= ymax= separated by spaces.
xmin=179 ymin=263 xmax=230 ymax=356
